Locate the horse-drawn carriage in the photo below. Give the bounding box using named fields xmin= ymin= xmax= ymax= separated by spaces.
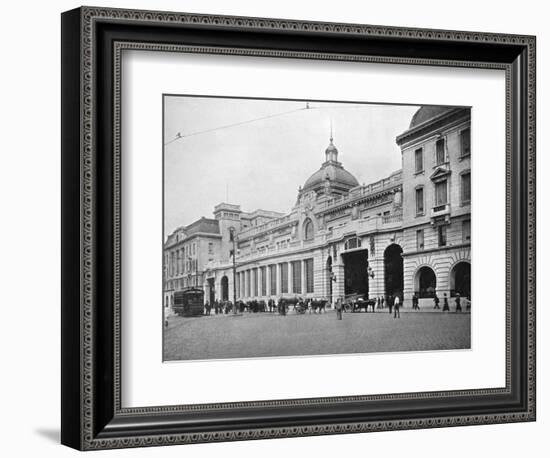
xmin=273 ymin=297 xmax=329 ymax=314
xmin=343 ymin=294 xmax=376 ymax=313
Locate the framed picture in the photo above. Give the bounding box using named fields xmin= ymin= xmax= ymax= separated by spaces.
xmin=61 ymin=6 xmax=536 ymax=450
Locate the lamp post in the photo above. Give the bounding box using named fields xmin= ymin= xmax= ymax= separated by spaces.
xmin=330 ymin=271 xmax=336 ymax=306
xmin=367 ymin=265 xmax=375 ymax=301
xmin=229 ymin=227 xmax=237 ymax=314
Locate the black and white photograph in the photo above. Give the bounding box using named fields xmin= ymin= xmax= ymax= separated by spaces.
xmin=162 ymin=96 xmax=472 ymax=361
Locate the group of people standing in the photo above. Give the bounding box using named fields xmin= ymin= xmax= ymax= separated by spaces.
xmin=203 ymin=300 xmax=234 ymax=315
xmin=432 ymin=292 xmax=470 ymax=312
xmin=204 ymin=293 xmax=471 ymax=319
xmin=338 ymin=292 xmax=470 ymax=320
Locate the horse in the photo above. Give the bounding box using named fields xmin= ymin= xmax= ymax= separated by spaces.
xmin=309 ymin=299 xmax=328 ymax=313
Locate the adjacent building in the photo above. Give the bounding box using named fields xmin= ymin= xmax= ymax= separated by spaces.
xmin=163 ymin=106 xmax=471 ymax=309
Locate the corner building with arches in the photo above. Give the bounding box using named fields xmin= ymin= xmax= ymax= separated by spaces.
xmin=163 ymin=106 xmax=471 ymax=309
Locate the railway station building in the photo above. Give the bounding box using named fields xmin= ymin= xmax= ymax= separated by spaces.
xmin=163 ymin=106 xmax=471 ymax=309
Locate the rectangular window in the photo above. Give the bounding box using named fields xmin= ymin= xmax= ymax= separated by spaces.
xmin=416 ymin=229 xmax=424 ymax=251
xmin=305 ymin=259 xmax=314 ymax=293
xmin=269 ymin=264 xmax=277 ymax=295
xmin=415 ymin=187 xmax=424 ymax=215
xmin=436 ymin=138 xmax=446 ymax=165
xmin=260 ymin=266 xmax=267 ymax=296
xmin=414 ymin=148 xmax=423 ymax=173
xmin=435 ymin=180 xmax=448 ymax=206
xmin=461 ymin=172 xmax=471 ymax=204
xmin=292 ymin=261 xmax=302 ymax=294
xmin=463 ymin=220 xmax=471 ymax=243
xmin=461 ymin=128 xmax=471 ymax=157
xmin=208 ymin=242 xmax=213 ymax=254
xmin=280 ymin=263 xmax=288 ymax=294
xmin=438 ymin=225 xmax=447 ymax=247
xmin=171 ymin=253 xmax=176 ymax=277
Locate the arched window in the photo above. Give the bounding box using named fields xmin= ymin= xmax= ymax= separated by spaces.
xmin=303 ymin=218 xmax=314 ymax=241
xmin=344 ymin=237 xmax=361 ymax=250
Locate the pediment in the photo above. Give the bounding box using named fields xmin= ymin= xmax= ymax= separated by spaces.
xmin=430 ymin=167 xmax=451 ymax=182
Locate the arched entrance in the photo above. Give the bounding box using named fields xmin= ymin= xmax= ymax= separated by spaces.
xmin=415 ymin=266 xmax=436 ymax=298
xmin=450 ymin=262 xmax=471 ymax=297
xmin=221 ymin=276 xmax=229 ymax=301
xmin=326 ymin=256 xmax=333 ymax=301
xmin=342 ymin=242 xmax=369 ymax=297
xmin=384 ymin=244 xmax=403 ymax=299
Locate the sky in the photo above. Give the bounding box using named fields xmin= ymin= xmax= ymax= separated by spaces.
xmin=164 ymin=96 xmax=420 ymax=238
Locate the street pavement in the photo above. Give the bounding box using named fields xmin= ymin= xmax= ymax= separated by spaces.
xmin=164 ymin=308 xmax=471 ymax=361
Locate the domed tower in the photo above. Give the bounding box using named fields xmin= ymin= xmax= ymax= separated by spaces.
xmin=301 ymin=133 xmax=359 ymax=198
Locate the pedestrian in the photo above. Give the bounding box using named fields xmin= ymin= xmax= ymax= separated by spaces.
xmin=412 ymin=292 xmax=419 ymax=310
xmin=393 ymin=294 xmax=401 ymax=318
xmin=442 ymin=293 xmax=450 ymax=311
xmin=388 ymin=296 xmax=393 ymax=315
xmin=381 ymin=296 xmax=385 ymax=309
xmin=433 ymin=293 xmax=440 ymax=309
xmin=455 ymin=293 xmax=462 ymax=312
xmin=335 ymin=298 xmax=343 ymax=320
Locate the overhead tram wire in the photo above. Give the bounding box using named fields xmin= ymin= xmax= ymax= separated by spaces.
xmin=163 ymin=102 xmax=371 ymax=147
xmin=164 ymin=104 xmax=312 ymax=147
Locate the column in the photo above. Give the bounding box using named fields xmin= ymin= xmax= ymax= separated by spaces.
xmin=276 ymin=264 xmax=282 ymax=296
xmin=301 ymin=260 xmax=307 ymax=296
xmin=240 ymin=271 xmax=245 ymax=300
xmin=287 ymin=262 xmax=292 ymax=296
xmin=253 ymin=268 xmax=258 ymax=298
xmin=332 ymin=261 xmax=345 ymax=301
xmin=266 ymin=265 xmax=271 ymax=297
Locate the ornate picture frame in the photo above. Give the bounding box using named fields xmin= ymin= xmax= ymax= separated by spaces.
xmin=61 ymin=6 xmax=536 ymax=450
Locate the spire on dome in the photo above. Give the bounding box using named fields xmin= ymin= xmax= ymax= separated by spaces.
xmin=325 ymin=123 xmax=339 ymax=163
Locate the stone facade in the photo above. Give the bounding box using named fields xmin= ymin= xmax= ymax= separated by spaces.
xmin=397 ymin=106 xmax=471 ymax=308
xmin=163 ymin=106 xmax=471 ymax=310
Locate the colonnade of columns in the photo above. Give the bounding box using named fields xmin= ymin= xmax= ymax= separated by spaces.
xmin=236 ymin=259 xmax=314 ymax=300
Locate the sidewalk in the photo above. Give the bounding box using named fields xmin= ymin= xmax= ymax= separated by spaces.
xmin=375 ymin=306 xmax=471 ymax=314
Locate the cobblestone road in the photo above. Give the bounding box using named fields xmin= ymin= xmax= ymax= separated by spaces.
xmin=163 ymin=310 xmax=471 ymax=361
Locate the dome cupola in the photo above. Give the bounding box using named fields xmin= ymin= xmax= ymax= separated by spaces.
xmin=302 ymin=131 xmax=359 ymax=197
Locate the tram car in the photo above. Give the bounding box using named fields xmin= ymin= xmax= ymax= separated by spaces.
xmin=173 ymin=287 xmax=204 ymax=317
